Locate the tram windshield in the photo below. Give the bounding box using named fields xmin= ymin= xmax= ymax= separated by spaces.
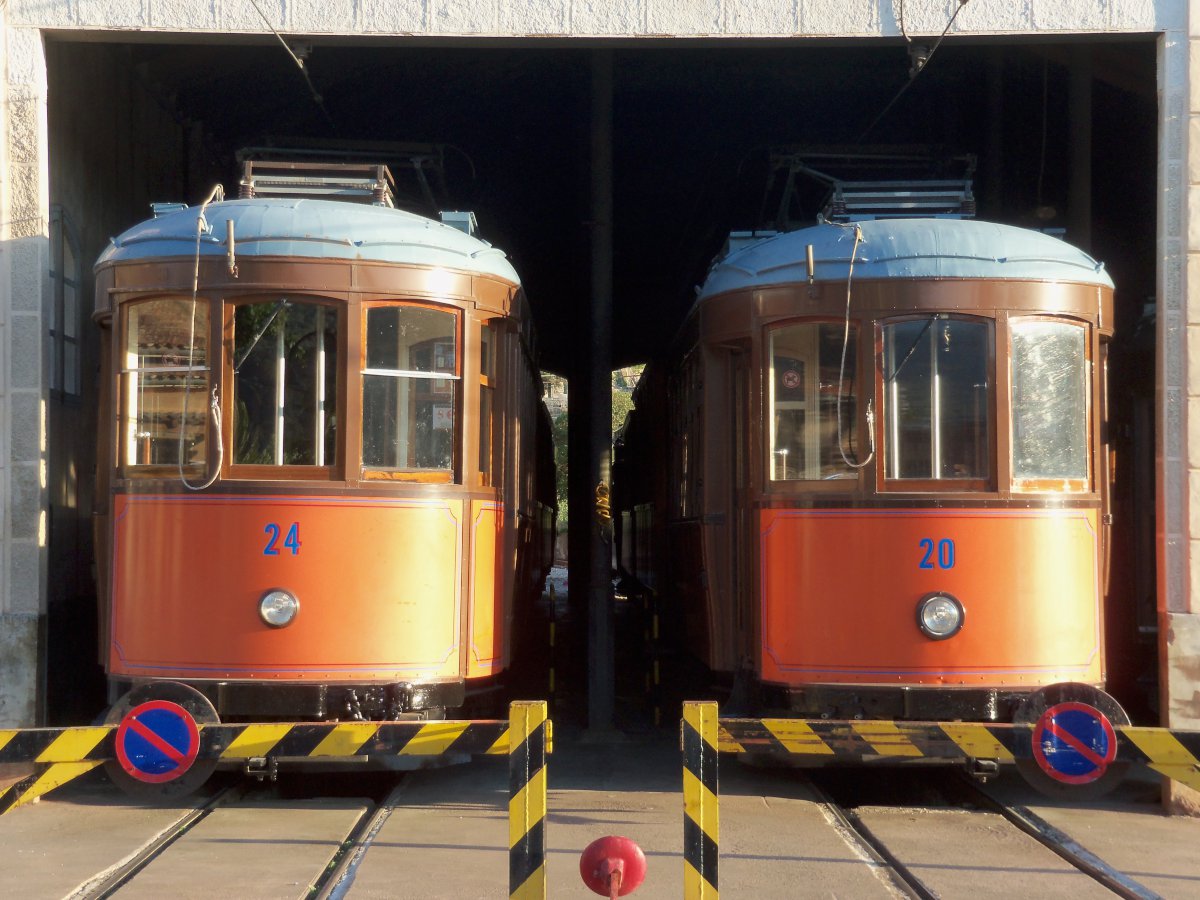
xmin=1011 ymin=319 xmax=1088 ymax=486
xmin=362 ymin=304 xmax=459 ymax=478
xmin=883 ymin=316 xmax=991 ymax=482
xmin=120 ymin=298 xmax=209 ymax=468
xmin=232 ymin=299 xmax=338 ymax=467
xmin=768 ymin=322 xmax=860 ymax=481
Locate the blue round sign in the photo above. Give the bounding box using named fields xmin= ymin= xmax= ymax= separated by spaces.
xmin=1031 ymin=701 xmax=1117 ymax=785
xmin=114 ymin=700 xmax=200 ymax=783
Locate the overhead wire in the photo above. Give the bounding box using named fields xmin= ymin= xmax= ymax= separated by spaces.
xmin=857 ymin=0 xmax=972 ymax=143
xmin=245 ymin=0 xmax=337 ymax=130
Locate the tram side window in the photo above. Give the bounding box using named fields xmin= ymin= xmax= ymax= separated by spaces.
xmin=883 ymin=317 xmax=990 ymax=482
xmin=768 ymin=323 xmax=859 ymax=481
xmin=362 ymin=305 xmax=459 ymax=477
xmin=1011 ymin=319 xmax=1088 ymax=487
xmin=233 ymin=300 xmax=338 ymax=467
xmin=121 ymin=298 xmax=209 ymax=468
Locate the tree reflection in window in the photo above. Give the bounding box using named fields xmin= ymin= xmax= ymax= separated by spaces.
xmin=233 ymin=300 xmax=338 ymax=466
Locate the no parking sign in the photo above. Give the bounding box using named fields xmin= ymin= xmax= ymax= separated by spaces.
xmin=1031 ymin=701 xmax=1118 ymax=785
xmin=114 ymin=699 xmax=201 ymax=784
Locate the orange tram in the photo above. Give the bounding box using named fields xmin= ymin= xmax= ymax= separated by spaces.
xmin=92 ymin=166 xmax=554 ymax=730
xmin=615 ymin=217 xmax=1123 ymax=738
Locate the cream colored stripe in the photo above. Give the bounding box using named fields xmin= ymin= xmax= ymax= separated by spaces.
xmin=7 ymin=762 xmax=104 ymax=812
xmin=940 ymin=723 xmax=1015 ymax=762
xmin=400 ymin=722 xmax=468 ymax=756
xmin=220 ymin=724 xmax=293 ymax=759
xmin=762 ymin=719 xmax=836 ymax=756
xmin=508 ymin=765 xmax=547 ymax=849
xmin=509 ymin=863 xmax=547 ymax=900
xmin=1121 ymin=728 xmax=1200 ymax=766
xmin=683 ymin=768 xmax=720 ymax=843
xmin=716 ymin=726 xmax=742 ymax=754
xmin=36 ymin=728 xmax=111 ymax=763
xmin=486 ymin=726 xmax=511 ymax=755
xmin=310 ymin=723 xmax=378 ymax=757
xmin=684 ymin=861 xmax=719 ymax=900
xmin=851 ymin=721 xmax=924 ymax=757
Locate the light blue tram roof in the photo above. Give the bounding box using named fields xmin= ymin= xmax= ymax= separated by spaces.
xmin=698 ymin=218 xmax=1112 ymax=300
xmin=96 ymin=198 xmax=519 ymax=284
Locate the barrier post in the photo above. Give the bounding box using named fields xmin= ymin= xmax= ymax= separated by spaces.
xmin=509 ymin=700 xmax=549 ymax=900
xmin=682 ymin=701 xmax=719 ymax=899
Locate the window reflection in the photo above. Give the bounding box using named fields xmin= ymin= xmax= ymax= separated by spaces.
xmin=769 ymin=322 xmax=859 ymax=481
xmin=883 ymin=316 xmax=990 ymax=480
xmin=122 ymin=299 xmax=209 ymax=467
xmin=362 ymin=305 xmax=458 ymax=473
xmin=1011 ymin=319 xmax=1087 ymax=483
xmin=233 ymin=300 xmax=338 ymax=466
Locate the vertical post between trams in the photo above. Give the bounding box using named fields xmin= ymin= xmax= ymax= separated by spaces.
xmin=588 ymin=49 xmax=616 ymax=732
xmin=508 ymin=700 xmax=548 ymax=900
xmin=682 ymin=701 xmax=719 ymax=899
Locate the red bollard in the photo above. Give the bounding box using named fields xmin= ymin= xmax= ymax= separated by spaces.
xmin=580 ymin=835 xmax=647 ymax=898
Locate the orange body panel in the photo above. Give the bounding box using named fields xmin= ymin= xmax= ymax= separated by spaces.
xmin=109 ymin=493 xmax=488 ymax=682
xmin=758 ymin=508 xmax=1102 ymax=688
xmin=468 ymin=501 xmax=503 ymax=677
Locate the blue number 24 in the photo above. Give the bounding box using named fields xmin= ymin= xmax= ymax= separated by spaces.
xmin=264 ymin=523 xmax=301 ymax=556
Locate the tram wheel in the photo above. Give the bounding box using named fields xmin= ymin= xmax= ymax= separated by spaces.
xmin=103 ymin=682 xmax=220 ymax=801
xmin=1013 ymin=682 xmax=1131 ymax=800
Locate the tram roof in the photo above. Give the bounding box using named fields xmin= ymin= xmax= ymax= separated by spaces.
xmin=698 ymin=218 xmax=1114 ymax=299
xmin=95 ymin=198 xmax=520 ymax=284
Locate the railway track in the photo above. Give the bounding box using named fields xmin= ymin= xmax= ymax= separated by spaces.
xmin=806 ymin=767 xmax=1167 ymax=900
xmin=3 ymin=768 xmax=409 ymax=900
xmin=3 ymin=743 xmax=1195 ymax=899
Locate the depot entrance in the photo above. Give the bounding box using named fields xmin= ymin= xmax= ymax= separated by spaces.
xmin=44 ymin=37 xmax=1159 ymax=728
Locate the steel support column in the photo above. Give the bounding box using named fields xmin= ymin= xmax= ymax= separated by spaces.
xmin=587 ymin=49 xmax=615 ymax=731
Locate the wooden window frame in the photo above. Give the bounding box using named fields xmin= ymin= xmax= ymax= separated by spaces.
xmin=877 ymin=313 xmax=996 ymax=494
xmin=360 ymin=299 xmax=462 ymax=485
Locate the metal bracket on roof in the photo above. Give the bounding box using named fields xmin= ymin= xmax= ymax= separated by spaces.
xmin=238 ymin=160 xmax=396 ymax=207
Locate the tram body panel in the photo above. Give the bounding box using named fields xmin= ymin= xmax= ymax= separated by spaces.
xmin=93 ymin=185 xmax=554 ymax=720
xmin=758 ymin=507 xmax=1103 ymax=687
xmin=109 ymin=493 xmax=473 ymax=681
xmin=468 ymin=499 xmax=504 ymax=677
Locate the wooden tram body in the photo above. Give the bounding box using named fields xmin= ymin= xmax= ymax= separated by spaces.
xmin=93 ymin=181 xmax=554 ymax=722
xmin=616 ymin=218 xmax=1117 ymax=723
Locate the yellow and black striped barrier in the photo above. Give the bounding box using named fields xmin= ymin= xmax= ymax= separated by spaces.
xmin=682 ymin=702 xmax=1200 ymax=899
xmin=713 ymin=716 xmax=1200 ymax=792
xmin=508 ymin=700 xmax=549 ymax=900
xmin=0 ymin=703 xmax=554 ymax=815
xmin=681 ymin=701 xmax=719 ymax=899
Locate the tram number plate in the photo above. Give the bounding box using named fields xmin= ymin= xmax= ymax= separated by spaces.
xmin=918 ymin=537 xmax=955 ymax=570
xmin=264 ymin=522 xmax=302 ymax=556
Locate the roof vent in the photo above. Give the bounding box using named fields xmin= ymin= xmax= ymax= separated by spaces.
xmin=150 ymin=202 xmax=189 ymax=218
xmin=440 ymin=211 xmax=478 ymax=237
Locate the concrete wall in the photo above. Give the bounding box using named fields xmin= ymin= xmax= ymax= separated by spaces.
xmin=0 ymin=0 xmax=1194 ymax=731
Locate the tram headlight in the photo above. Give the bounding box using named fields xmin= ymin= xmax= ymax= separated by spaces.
xmin=259 ymin=590 xmax=300 ymax=628
xmin=915 ymin=592 xmax=964 ymax=640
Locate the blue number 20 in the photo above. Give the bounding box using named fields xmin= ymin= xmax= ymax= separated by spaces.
xmin=264 ymin=523 xmax=301 ymax=556
xmin=919 ymin=537 xmax=955 ymax=570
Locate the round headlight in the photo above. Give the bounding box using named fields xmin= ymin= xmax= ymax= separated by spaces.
xmin=916 ymin=592 xmax=964 ymax=640
xmin=259 ymin=590 xmax=299 ymax=628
